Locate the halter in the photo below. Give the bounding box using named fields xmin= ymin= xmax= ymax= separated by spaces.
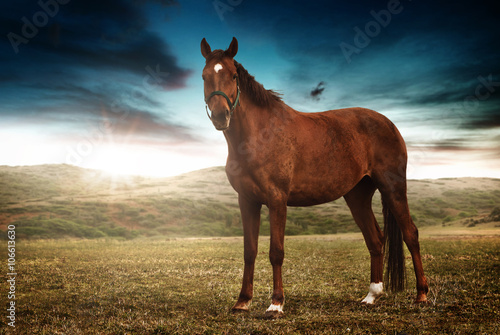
xmin=205 ymin=76 xmax=240 ymax=121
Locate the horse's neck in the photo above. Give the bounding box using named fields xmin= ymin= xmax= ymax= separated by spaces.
xmin=223 ymin=96 xmax=265 ymax=148
xmin=223 ymin=95 xmax=291 ymax=155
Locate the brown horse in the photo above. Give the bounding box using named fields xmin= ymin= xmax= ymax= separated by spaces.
xmin=201 ymin=37 xmax=428 ymax=318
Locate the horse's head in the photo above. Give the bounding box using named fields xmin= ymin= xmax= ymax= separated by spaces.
xmin=201 ymin=37 xmax=240 ymax=131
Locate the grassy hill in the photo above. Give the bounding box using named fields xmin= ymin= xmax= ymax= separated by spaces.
xmin=1 ymin=164 xmax=499 ymax=239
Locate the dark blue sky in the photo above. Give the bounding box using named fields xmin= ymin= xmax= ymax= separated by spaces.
xmin=1 ymin=0 xmax=499 ymax=177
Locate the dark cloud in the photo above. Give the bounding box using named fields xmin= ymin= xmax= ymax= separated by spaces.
xmin=14 ymin=79 xmax=196 ymax=143
xmin=0 ymin=0 xmax=195 ymax=143
xmin=461 ymin=105 xmax=500 ymax=130
xmin=429 ymin=139 xmax=474 ymax=151
xmin=1 ymin=0 xmax=190 ymax=89
xmin=466 ymin=119 xmax=500 ymax=129
xmin=226 ymin=0 xmax=500 ymax=132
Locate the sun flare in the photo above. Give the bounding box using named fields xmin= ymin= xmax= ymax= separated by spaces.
xmin=80 ymin=143 xmax=224 ymax=178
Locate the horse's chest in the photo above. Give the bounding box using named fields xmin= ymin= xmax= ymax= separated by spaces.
xmin=226 ymin=162 xmax=291 ymax=204
xmin=226 ymin=170 xmax=265 ymax=201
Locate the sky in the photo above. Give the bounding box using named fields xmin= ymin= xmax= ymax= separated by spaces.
xmin=1 ymin=0 xmax=499 ymax=179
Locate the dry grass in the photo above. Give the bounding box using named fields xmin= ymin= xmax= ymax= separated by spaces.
xmin=2 ymin=232 xmax=499 ymax=334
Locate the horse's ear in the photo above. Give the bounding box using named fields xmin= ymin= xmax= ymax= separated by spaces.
xmin=201 ymin=38 xmax=211 ymax=59
xmin=225 ymin=37 xmax=238 ymax=58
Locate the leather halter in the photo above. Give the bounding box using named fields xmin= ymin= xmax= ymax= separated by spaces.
xmin=205 ymin=76 xmax=240 ymax=120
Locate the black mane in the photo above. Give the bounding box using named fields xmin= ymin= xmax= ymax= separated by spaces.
xmin=234 ymin=60 xmax=282 ymax=108
xmin=205 ymin=50 xmax=282 ymax=108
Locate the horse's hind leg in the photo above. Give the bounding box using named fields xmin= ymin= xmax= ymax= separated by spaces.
xmin=344 ymin=176 xmax=385 ymax=304
xmin=374 ymin=173 xmax=429 ymax=303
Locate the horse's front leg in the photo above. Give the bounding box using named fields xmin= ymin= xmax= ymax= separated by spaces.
xmin=265 ymin=200 xmax=287 ymax=319
xmin=232 ymin=195 xmax=262 ymax=312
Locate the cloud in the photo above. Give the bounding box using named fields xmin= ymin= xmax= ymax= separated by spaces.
xmin=2 ymin=0 xmax=190 ymax=89
xmin=96 ymin=108 xmax=197 ymax=146
xmin=226 ymin=0 xmax=500 ymax=131
xmin=461 ymin=106 xmax=500 ymax=130
xmin=0 ymin=0 xmax=197 ymax=145
xmin=3 ymin=79 xmax=197 ymax=144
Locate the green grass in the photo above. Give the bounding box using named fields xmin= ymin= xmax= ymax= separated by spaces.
xmin=3 ymin=235 xmax=499 ymax=334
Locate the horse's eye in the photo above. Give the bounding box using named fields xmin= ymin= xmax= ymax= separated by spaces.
xmin=233 ymin=74 xmax=237 ymax=80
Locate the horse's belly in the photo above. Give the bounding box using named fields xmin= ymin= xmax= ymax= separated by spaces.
xmin=287 ymin=181 xmax=352 ymax=206
xmin=287 ymin=155 xmax=366 ymax=206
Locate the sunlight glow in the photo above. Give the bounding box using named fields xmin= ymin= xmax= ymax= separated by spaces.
xmin=407 ymin=147 xmax=500 ymax=179
xmin=79 ymin=143 xmax=226 ymax=177
xmin=1 ymin=126 xmax=499 ymax=179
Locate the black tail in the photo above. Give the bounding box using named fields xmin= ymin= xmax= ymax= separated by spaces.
xmin=383 ymin=199 xmax=406 ymax=292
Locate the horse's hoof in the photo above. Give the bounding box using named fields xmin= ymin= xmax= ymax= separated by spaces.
xmin=361 ymin=282 xmax=383 ymax=304
xmin=264 ymin=303 xmax=284 ymax=319
xmin=231 ymin=307 xmax=250 ymax=314
xmin=415 ymin=293 xmax=429 ymax=304
xmin=414 ymin=297 xmax=430 ymax=304
xmin=231 ymin=300 xmax=251 ymax=313
xmin=264 ymin=310 xmax=285 ymax=319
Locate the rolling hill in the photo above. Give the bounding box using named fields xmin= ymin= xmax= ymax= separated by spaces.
xmin=0 ymin=164 xmax=499 ymax=239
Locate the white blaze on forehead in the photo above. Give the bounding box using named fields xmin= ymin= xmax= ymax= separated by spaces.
xmin=214 ymin=63 xmax=223 ymax=73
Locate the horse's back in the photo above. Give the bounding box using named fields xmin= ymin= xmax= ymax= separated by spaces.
xmin=293 ymin=106 xmax=406 ymax=161
xmin=310 ymin=107 xmax=402 ymax=141
xmin=285 ymin=107 xmax=407 ymax=205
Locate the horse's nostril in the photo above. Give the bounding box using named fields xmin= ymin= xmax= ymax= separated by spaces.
xmin=225 ymin=109 xmax=230 ymax=118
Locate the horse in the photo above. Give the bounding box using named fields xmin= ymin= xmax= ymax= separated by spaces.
xmin=200 ymin=37 xmax=428 ymax=318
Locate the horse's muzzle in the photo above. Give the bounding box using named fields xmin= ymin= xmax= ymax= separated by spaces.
xmin=209 ymin=108 xmax=231 ymax=131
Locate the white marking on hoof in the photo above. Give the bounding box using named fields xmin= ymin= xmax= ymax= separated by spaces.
xmin=266 ymin=303 xmax=284 ymax=313
xmin=361 ymin=282 xmax=383 ymax=304
xmin=214 ymin=63 xmax=223 ymax=73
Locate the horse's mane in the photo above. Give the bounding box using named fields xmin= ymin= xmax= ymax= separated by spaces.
xmin=206 ymin=50 xmax=282 ymax=107
xmin=234 ymin=60 xmax=282 ymax=108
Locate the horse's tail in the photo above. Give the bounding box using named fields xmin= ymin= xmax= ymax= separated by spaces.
xmin=382 ymin=198 xmax=406 ymax=292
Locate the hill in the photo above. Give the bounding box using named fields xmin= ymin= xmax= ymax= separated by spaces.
xmin=1 ymin=164 xmax=499 ymax=239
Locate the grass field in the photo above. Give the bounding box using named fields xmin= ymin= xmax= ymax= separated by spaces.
xmin=2 ymin=232 xmax=499 ymax=334
xmin=1 ymin=165 xmax=499 ymax=333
